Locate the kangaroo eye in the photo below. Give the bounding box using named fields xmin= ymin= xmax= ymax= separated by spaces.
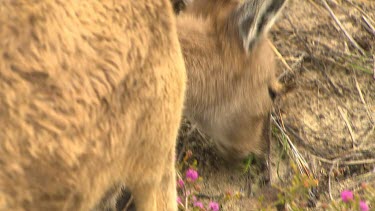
xmin=268 ymin=87 xmax=277 ymax=101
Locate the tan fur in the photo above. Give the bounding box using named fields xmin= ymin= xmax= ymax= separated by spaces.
xmin=177 ymin=0 xmax=286 ymax=160
xmin=0 ymin=0 xmax=185 ymax=210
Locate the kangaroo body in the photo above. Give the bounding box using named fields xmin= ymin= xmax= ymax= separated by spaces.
xmin=0 ymin=0 xmax=185 ymax=210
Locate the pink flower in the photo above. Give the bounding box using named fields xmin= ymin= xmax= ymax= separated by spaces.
xmin=177 ymin=179 xmax=185 ymax=188
xmin=177 ymin=196 xmax=182 ymax=204
xmin=209 ymin=201 xmax=220 ymax=211
xmin=186 ymin=168 xmax=199 ymax=182
xmin=193 ymin=201 xmax=204 ymax=209
xmin=360 ymin=201 xmax=369 ymax=211
xmin=192 ymin=196 xmax=197 ymax=202
xmin=340 ymin=190 xmax=353 ymax=202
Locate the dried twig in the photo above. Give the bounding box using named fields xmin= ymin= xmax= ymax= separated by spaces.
xmin=326 ymin=151 xmax=370 ymax=201
xmin=328 ymin=160 xmax=339 ymax=200
xmin=290 ymin=52 xmax=308 ymax=69
xmin=339 ymin=159 xmax=375 ymax=166
xmin=271 ymin=115 xmax=313 ymax=178
xmin=309 ymin=37 xmax=361 ymax=59
xmin=338 ymin=106 xmax=357 ymax=148
xmin=321 ymin=0 xmax=366 ymax=55
xmin=307 ymin=0 xmax=325 ymax=13
xmin=268 ymin=40 xmax=292 ymax=73
xmin=176 ymin=172 xmax=189 ymax=210
xmin=343 ymin=0 xmax=375 ymax=27
xmin=317 ymin=61 xmax=344 ymax=97
xmin=353 ymin=73 xmax=374 ymax=125
xmin=362 ymin=16 xmax=375 ymax=37
xmin=342 ymin=0 xmax=375 ymax=36
xmin=278 ymin=53 xmax=308 ymax=80
xmin=313 ymin=154 xmax=375 ymax=166
xmin=283 ymin=124 xmax=324 ymax=157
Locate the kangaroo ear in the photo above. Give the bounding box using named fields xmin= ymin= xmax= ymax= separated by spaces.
xmin=235 ymin=0 xmax=287 ymax=53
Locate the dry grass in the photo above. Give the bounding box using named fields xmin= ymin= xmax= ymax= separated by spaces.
xmin=266 ymin=0 xmax=375 ymax=207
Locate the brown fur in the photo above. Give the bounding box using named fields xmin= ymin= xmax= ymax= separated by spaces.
xmin=0 ymin=0 xmax=185 ymax=210
xmin=177 ymin=0 xmax=286 ymax=160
